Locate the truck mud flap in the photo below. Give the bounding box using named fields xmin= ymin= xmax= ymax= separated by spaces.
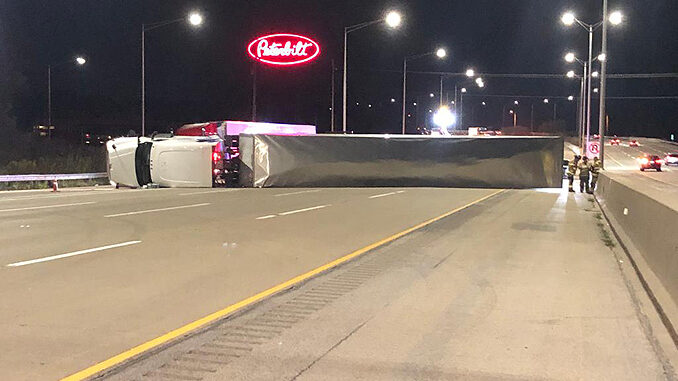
xmin=135 ymin=142 xmax=153 ymax=186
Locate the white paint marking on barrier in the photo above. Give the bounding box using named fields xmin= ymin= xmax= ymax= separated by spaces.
xmin=369 ymin=190 xmax=405 ymax=199
xmin=273 ymin=189 xmax=321 ymax=197
xmin=104 ymin=203 xmax=210 ymax=218
xmin=0 ymin=201 xmax=96 ymax=213
xmin=278 ymin=204 xmax=331 ymax=216
xmin=6 ymin=240 xmax=142 ymax=267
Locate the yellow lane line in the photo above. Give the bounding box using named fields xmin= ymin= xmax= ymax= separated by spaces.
xmin=60 ymin=189 xmax=506 ymax=381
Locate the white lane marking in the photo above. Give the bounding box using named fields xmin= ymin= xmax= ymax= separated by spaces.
xmin=104 ymin=203 xmax=210 ymax=218
xmin=368 ymin=190 xmax=405 ymax=199
xmin=273 ymin=189 xmax=321 ymax=197
xmin=0 ymin=201 xmax=96 ymax=213
xmin=257 ymin=204 xmax=331 ymax=220
xmin=6 ymin=240 xmax=142 ymax=267
xmin=179 ymin=189 xmax=240 ymax=196
xmin=279 ymin=204 xmax=331 ymax=216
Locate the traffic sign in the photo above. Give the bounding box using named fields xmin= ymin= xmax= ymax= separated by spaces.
xmin=587 ymin=141 xmax=600 ymax=158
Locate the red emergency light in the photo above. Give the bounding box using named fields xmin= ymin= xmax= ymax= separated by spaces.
xmin=247 ymin=33 xmax=320 ymax=66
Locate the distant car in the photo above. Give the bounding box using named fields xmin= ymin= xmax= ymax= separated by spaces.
xmin=665 ymin=153 xmax=678 ymax=166
xmin=639 ymin=155 xmax=663 ymax=172
xmin=609 ymin=137 xmax=621 ymax=145
xmin=629 ymin=139 xmax=639 ymax=147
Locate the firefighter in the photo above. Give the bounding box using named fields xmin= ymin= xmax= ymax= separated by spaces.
xmin=578 ymin=156 xmax=591 ymax=193
xmin=590 ymin=156 xmax=601 ymax=193
xmin=567 ymin=155 xmax=580 ymax=192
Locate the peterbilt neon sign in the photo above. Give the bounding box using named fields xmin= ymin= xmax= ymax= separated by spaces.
xmin=247 ymin=34 xmax=320 ymax=66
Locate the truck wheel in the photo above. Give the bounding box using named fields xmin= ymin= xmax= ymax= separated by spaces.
xmin=640 ymin=168 xmax=645 ymax=171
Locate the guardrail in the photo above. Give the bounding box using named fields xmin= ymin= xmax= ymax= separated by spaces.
xmin=0 ymin=172 xmax=108 ymax=182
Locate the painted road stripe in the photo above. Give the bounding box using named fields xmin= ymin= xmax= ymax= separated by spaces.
xmin=279 ymin=204 xmax=330 ymax=216
xmin=256 ymin=215 xmax=277 ymax=220
xmin=0 ymin=201 xmax=96 ymax=213
xmin=104 ymin=203 xmax=210 ymax=218
xmin=6 ymin=241 xmax=142 ymax=267
xmin=368 ymin=190 xmax=405 ymax=199
xmin=60 ymin=189 xmax=505 ymax=381
xmin=273 ymin=189 xmax=321 ymax=197
xmin=179 ymin=189 xmax=241 ymax=196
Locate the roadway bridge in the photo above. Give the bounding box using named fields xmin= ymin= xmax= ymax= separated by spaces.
xmin=0 ymin=142 xmax=677 ymax=380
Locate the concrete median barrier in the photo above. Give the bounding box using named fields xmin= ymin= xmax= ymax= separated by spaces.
xmin=595 ymin=172 xmax=678 ymax=336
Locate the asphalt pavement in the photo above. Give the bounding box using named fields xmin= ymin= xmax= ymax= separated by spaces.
xmin=1 ymin=186 xmax=501 ymax=380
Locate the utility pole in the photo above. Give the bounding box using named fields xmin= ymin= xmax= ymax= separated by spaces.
xmin=251 ymin=65 xmax=257 ymax=121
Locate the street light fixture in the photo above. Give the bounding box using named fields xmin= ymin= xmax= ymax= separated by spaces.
xmin=561 ymin=8 xmax=624 ymax=167
xmin=46 ymin=56 xmax=87 ymax=139
xmin=598 ymin=53 xmax=607 ymax=62
xmin=609 ymin=11 xmax=623 ymax=25
xmin=514 ymin=100 xmax=519 ymax=105
xmin=567 ymin=70 xmax=576 ymax=78
xmin=461 ymin=87 xmax=467 ymax=93
xmin=465 ymin=68 xmax=475 ymax=78
xmin=401 ymin=46 xmax=446 ymax=134
xmin=543 ymin=98 xmax=549 ymax=103
xmin=433 ymin=106 xmax=456 ymax=129
xmin=345 ymin=10 xmax=402 ymax=134
xmin=568 ymin=95 xmax=575 ymax=101
xmin=142 ymin=11 xmax=203 ymax=136
xmin=591 ymin=71 xmax=599 ymax=78
xmin=565 ymin=52 xmax=576 ymax=63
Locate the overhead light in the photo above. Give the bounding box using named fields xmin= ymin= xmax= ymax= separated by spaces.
xmin=562 ymin=12 xmax=576 ymax=26
xmin=436 ymin=48 xmax=447 ymax=58
xmin=564 ymin=52 xmax=576 ymax=63
xmin=385 ymin=11 xmax=402 ymax=28
xmin=543 ymin=98 xmax=549 ymax=103
xmin=461 ymin=88 xmax=467 ymax=93
xmin=188 ymin=12 xmax=203 ymax=26
xmin=433 ymin=106 xmax=456 ymax=128
xmin=429 ymin=93 xmax=435 ymax=98
xmin=609 ymin=11 xmax=623 ymax=25
xmin=465 ymin=68 xmax=475 ymax=78
xmin=598 ymin=53 xmax=607 ymax=62
xmin=567 ymin=70 xmax=575 ymax=78
xmin=591 ymin=71 xmax=599 ymax=78
xmin=568 ymin=95 xmax=574 ymax=101
xmin=75 ymin=56 xmax=86 ymax=65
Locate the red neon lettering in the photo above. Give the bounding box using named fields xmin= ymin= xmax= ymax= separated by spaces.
xmin=248 ymin=34 xmax=320 ymax=66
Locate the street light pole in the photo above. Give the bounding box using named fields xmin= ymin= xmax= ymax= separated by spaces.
xmin=47 ymin=65 xmax=51 ymax=138
xmin=141 ymin=12 xmax=203 ymax=137
xmin=141 ymin=26 xmax=145 ymax=137
xmin=586 ymin=25 xmax=593 ymax=150
xmin=401 ymin=58 xmax=407 ymax=134
xmin=343 ymin=11 xmax=402 ymax=134
xmin=599 ymin=0 xmax=609 ymax=168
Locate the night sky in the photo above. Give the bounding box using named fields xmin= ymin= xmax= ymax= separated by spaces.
xmin=1 ymin=0 xmax=676 ymax=138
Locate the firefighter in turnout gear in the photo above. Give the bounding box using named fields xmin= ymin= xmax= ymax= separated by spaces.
xmin=578 ymin=156 xmax=591 ymax=193
xmin=590 ymin=156 xmax=601 ymax=193
xmin=567 ymin=155 xmax=580 ymax=192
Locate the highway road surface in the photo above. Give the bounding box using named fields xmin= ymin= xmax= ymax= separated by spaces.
xmin=0 ymin=185 xmax=676 ymax=380
xmin=604 ymin=137 xmax=678 ymax=186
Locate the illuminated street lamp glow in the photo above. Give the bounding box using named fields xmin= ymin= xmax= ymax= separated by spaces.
xmin=509 ymin=110 xmax=514 ymax=114
xmin=477 ymin=81 xmax=485 ymax=88
xmin=413 ymin=102 xmax=417 ymax=106
xmin=609 ymin=11 xmax=623 ymax=25
xmin=593 ymin=88 xmax=599 ymax=93
xmin=564 ymin=52 xmax=576 ymax=63
xmin=561 ymin=12 xmax=576 ymax=26
xmin=390 ymin=98 xmax=395 ymax=103
xmin=75 ymin=57 xmax=86 ymax=65
xmin=514 ymin=100 xmax=519 ymax=105
xmin=543 ymin=98 xmax=549 ymax=103
xmin=568 ymin=95 xmax=574 ymax=101
xmin=461 ymin=87 xmax=467 ymax=93
xmin=433 ymin=106 xmax=456 ymax=128
xmin=475 ymin=77 xmax=483 ymax=85
xmin=429 ymin=93 xmax=435 ymax=98
xmin=591 ymin=71 xmax=599 ymax=78
xmin=436 ymin=48 xmax=447 ymax=58
xmin=598 ymin=53 xmax=607 ymax=62
xmin=465 ymin=68 xmax=475 ymax=78
xmin=385 ymin=11 xmax=402 ymax=28
xmin=188 ymin=12 xmax=203 ymax=26
xmin=481 ymin=101 xmax=486 ymax=106
xmin=567 ymin=70 xmax=575 ymax=78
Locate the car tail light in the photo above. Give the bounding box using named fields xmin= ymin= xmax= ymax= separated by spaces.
xmin=212 ymin=144 xmax=223 ymax=163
